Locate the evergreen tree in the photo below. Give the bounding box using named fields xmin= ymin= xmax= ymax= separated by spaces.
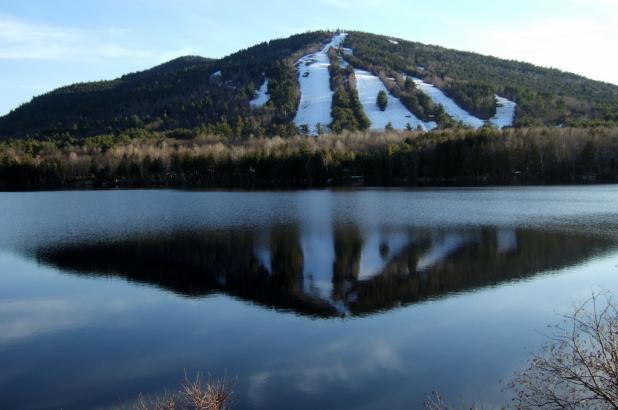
xmin=377 ymin=91 xmax=388 ymax=111
xmin=404 ymin=77 xmax=415 ymax=92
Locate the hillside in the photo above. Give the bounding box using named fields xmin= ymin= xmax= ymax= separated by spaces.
xmin=1 ymin=30 xmax=617 ymax=140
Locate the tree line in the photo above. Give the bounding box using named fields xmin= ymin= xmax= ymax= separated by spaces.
xmin=1 ymin=127 xmax=617 ymax=190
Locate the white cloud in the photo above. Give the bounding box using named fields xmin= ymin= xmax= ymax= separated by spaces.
xmin=247 ymin=371 xmax=271 ymax=404
xmin=0 ymin=298 xmax=84 ymax=344
xmin=0 ymin=14 xmax=180 ymax=61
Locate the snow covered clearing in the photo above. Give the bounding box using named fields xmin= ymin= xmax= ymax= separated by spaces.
xmin=354 ymin=69 xmax=437 ymax=131
xmin=293 ymin=33 xmax=348 ymax=135
xmin=250 ymin=78 xmax=269 ymax=108
xmin=388 ymin=39 xmax=399 ymax=45
xmin=210 ymin=70 xmax=221 ymax=80
xmin=490 ymin=95 xmax=516 ymax=129
xmin=411 ymin=76 xmax=485 ymax=128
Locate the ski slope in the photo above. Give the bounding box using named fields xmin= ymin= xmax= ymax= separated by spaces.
xmin=490 ymin=96 xmax=516 ymax=129
xmin=294 ymin=33 xmax=348 ymax=135
xmin=411 ymin=77 xmax=485 ymax=128
xmin=250 ymin=79 xmax=269 ymax=108
xmin=292 ymin=32 xmax=512 ymax=134
xmin=354 ymin=70 xmax=437 ymax=131
xmin=411 ymin=77 xmax=516 ymax=129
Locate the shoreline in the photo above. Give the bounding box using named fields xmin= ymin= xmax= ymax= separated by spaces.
xmin=1 ymin=180 xmax=616 ymax=193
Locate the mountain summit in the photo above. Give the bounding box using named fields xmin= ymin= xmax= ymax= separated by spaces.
xmin=1 ymin=30 xmax=617 ymax=139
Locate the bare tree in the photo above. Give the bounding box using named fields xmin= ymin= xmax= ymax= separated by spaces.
xmin=511 ymin=292 xmax=618 ymax=409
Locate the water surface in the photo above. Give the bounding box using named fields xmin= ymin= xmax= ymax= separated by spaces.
xmin=1 ymin=187 xmax=618 ymax=409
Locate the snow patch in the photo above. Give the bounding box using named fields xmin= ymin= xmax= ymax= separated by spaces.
xmin=250 ymin=78 xmax=269 ymax=108
xmin=416 ymin=233 xmax=474 ymax=271
xmin=301 ymin=229 xmax=336 ymax=299
xmin=358 ymin=232 xmax=410 ymax=281
xmin=210 ymin=70 xmax=221 ymax=79
xmin=388 ymin=39 xmax=399 ymax=45
xmin=411 ymin=76 xmax=485 ymax=128
xmin=497 ymin=228 xmax=517 ymax=254
xmin=294 ymin=33 xmax=348 ymax=135
xmin=354 ymin=69 xmax=437 ymax=131
xmin=490 ymin=95 xmax=516 ymax=129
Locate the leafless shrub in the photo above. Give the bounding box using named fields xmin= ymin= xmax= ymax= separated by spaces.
xmin=511 ymin=292 xmax=618 ymax=409
xmin=424 ymin=391 xmax=450 ymax=410
xmin=135 ymin=391 xmax=177 ymax=410
xmin=132 ymin=373 xmax=233 ymax=410
xmin=180 ymin=373 xmax=233 ymax=410
xmin=423 ymin=391 xmax=484 ymax=410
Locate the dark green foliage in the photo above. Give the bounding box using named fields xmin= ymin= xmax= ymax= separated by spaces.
xmin=444 ymin=82 xmax=496 ymax=119
xmin=377 ymin=91 xmax=388 ymax=111
xmin=328 ymin=51 xmax=370 ymax=132
xmin=404 ymin=76 xmax=415 ymax=92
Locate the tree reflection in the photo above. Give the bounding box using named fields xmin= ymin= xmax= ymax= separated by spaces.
xmin=36 ymin=226 xmax=613 ymax=318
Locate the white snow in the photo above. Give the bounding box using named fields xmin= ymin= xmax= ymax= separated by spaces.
xmin=388 ymin=39 xmax=399 ymax=45
xmin=254 ymin=235 xmax=272 ymax=273
xmin=416 ymin=233 xmax=473 ymax=271
xmin=358 ymin=232 xmax=410 ymax=280
xmin=411 ymin=76 xmax=485 ymax=128
xmin=490 ymin=95 xmax=516 ymax=129
xmin=294 ymin=33 xmax=348 ymax=135
xmin=210 ymin=70 xmax=221 ymax=79
xmin=497 ymin=228 xmax=517 ymax=254
xmin=301 ymin=229 xmax=336 ymax=299
xmin=342 ymin=47 xmax=353 ymax=56
xmin=250 ymin=79 xmax=269 ymax=108
xmin=354 ymin=69 xmax=437 ymax=131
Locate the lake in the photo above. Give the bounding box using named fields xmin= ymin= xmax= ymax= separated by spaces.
xmin=1 ymin=187 xmax=618 ymax=409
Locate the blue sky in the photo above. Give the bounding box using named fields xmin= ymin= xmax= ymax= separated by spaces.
xmin=0 ymin=0 xmax=616 ymax=115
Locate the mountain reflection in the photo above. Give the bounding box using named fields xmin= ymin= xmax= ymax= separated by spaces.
xmin=36 ymin=226 xmax=613 ymax=318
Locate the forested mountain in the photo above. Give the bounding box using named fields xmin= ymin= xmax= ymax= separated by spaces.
xmin=1 ymin=30 xmax=617 ymax=140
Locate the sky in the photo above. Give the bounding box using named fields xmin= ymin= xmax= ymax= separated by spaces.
xmin=0 ymin=0 xmax=617 ymax=115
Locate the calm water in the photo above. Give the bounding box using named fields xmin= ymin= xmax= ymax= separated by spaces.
xmin=2 ymin=187 xmax=618 ymax=409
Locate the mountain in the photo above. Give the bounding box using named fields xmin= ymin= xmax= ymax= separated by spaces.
xmin=1 ymin=30 xmax=617 ymax=140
